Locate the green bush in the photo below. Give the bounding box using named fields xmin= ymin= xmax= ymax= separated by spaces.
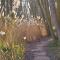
xmin=0 ymin=40 xmax=25 ymax=60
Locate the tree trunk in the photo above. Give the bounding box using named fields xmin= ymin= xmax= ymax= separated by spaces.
xmin=56 ymin=0 xmax=60 ymax=26
xmin=9 ymin=0 xmax=13 ymax=15
xmin=1 ymin=0 xmax=5 ymax=16
xmin=41 ymin=0 xmax=56 ymax=39
xmin=48 ymin=0 xmax=60 ymax=40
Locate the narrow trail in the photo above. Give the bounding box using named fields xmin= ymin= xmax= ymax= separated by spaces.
xmin=25 ymin=37 xmax=54 ymax=60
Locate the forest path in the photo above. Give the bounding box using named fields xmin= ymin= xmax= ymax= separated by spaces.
xmin=25 ymin=37 xmax=54 ymax=60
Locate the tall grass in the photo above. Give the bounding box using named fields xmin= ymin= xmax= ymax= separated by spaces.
xmin=14 ymin=17 xmax=48 ymax=42
xmin=0 ymin=16 xmax=25 ymax=60
xmin=0 ymin=16 xmax=48 ymax=60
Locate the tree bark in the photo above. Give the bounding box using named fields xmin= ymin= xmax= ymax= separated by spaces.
xmin=56 ymin=0 xmax=60 ymax=25
xmin=48 ymin=0 xmax=60 ymax=40
xmin=42 ymin=0 xmax=56 ymax=38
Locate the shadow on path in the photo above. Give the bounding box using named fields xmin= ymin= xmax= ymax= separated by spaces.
xmin=25 ymin=37 xmax=55 ymax=60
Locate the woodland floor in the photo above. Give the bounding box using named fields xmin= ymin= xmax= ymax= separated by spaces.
xmin=25 ymin=37 xmax=58 ymax=60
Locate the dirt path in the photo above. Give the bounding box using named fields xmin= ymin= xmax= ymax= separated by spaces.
xmin=25 ymin=37 xmax=54 ymax=60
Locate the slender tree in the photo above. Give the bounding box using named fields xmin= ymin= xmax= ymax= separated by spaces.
xmin=56 ymin=0 xmax=60 ymax=25
xmin=1 ymin=0 xmax=5 ymax=16
xmin=48 ymin=0 xmax=60 ymax=40
xmin=10 ymin=0 xmax=13 ymax=12
xmin=40 ymin=0 xmax=56 ymax=38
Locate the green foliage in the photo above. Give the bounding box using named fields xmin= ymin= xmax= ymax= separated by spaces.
xmin=0 ymin=40 xmax=25 ymax=60
xmin=48 ymin=38 xmax=60 ymax=59
xmin=12 ymin=42 xmax=25 ymax=60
